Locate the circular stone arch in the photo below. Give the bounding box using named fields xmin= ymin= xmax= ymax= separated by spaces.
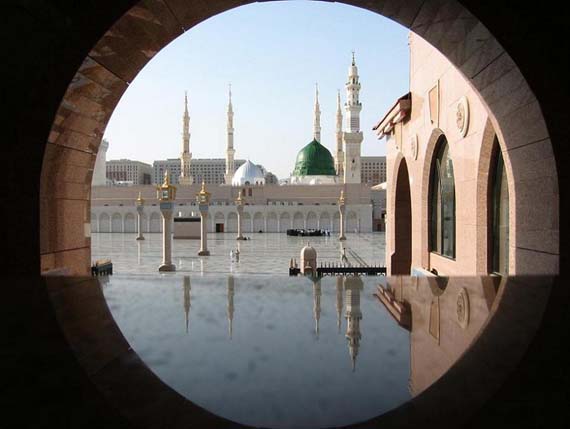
xmin=38 ymin=0 xmax=559 ymax=276
xmin=31 ymin=1 xmax=561 ymax=425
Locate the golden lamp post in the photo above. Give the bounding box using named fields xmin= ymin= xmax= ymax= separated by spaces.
xmin=235 ymin=190 xmax=246 ymax=240
xmin=157 ymin=171 xmax=176 ymax=272
xmin=196 ymin=181 xmax=211 ymax=256
xmin=135 ymin=191 xmax=145 ymax=241
xmin=338 ymin=189 xmax=347 ymax=241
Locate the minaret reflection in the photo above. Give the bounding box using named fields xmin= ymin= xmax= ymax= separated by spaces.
xmin=344 ymin=276 xmax=363 ymax=371
xmin=183 ymin=276 xmax=191 ymax=333
xmin=336 ymin=277 xmax=343 ymax=334
xmin=312 ymin=278 xmax=321 ymax=338
xmin=137 ymin=240 xmax=142 ymax=265
xmin=227 ymin=275 xmax=235 ymax=339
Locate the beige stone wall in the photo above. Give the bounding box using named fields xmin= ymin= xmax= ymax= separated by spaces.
xmin=387 ymin=33 xmax=508 ymax=275
xmin=90 ymin=183 xmax=375 ymax=234
xmin=91 ymin=182 xmax=373 ymax=205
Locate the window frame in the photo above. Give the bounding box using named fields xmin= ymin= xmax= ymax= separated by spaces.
xmin=489 ymin=138 xmax=509 ymax=275
xmin=428 ymin=134 xmax=456 ymax=259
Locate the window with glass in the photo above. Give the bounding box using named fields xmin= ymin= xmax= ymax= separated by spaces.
xmin=429 ymin=135 xmax=455 ymax=258
xmin=491 ymin=141 xmax=509 ymax=274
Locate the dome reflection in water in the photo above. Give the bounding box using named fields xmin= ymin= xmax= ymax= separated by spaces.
xmin=102 ymin=274 xmax=499 ymax=428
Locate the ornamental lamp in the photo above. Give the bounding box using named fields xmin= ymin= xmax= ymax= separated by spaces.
xmin=235 ymin=189 xmax=244 ymax=206
xmin=338 ymin=189 xmax=346 ymax=205
xmin=157 ymin=171 xmax=176 ymax=202
xmin=136 ymin=191 xmax=145 ymax=207
xmin=196 ymin=181 xmax=211 ymax=205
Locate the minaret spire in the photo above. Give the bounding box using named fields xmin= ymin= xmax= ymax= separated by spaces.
xmin=179 ymin=91 xmax=193 ymax=185
xmin=225 ymin=83 xmax=236 ymax=185
xmin=343 ymin=52 xmax=363 ymax=184
xmin=335 ymin=90 xmax=344 ymax=178
xmin=313 ymin=83 xmax=321 ymax=142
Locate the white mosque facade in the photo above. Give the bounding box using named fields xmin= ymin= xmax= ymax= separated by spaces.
xmin=90 ymin=55 xmax=378 ymax=234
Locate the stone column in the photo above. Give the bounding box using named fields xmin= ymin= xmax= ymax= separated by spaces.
xmin=339 ymin=190 xmax=347 ymax=241
xmin=198 ymin=203 xmax=210 ymax=256
xmin=237 ymin=205 xmax=245 ymax=240
xmin=159 ymin=203 xmax=175 ymax=271
xmin=157 ymin=171 xmax=176 ymax=272
xmin=236 ymin=190 xmax=245 ymax=240
xmin=196 ymin=182 xmax=211 ymax=256
xmin=136 ymin=192 xmax=145 ymax=241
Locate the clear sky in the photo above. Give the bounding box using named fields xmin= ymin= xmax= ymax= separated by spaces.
xmin=103 ymin=1 xmax=410 ymax=179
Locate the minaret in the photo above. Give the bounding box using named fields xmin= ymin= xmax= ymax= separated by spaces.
xmin=225 ymin=84 xmax=236 ymax=185
xmin=227 ymin=275 xmax=235 ymax=339
xmin=92 ymin=138 xmax=109 ymax=186
xmin=343 ymin=52 xmax=363 ymax=184
xmin=183 ymin=276 xmax=191 ymax=333
xmin=313 ymin=279 xmax=321 ymax=338
xmin=345 ymin=276 xmax=363 ymax=371
xmin=335 ymin=91 xmax=344 ymax=179
xmin=179 ymin=92 xmax=193 ymax=185
xmin=313 ymin=83 xmax=321 ymax=142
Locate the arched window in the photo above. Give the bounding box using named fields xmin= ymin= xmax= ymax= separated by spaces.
xmin=429 ymin=135 xmax=455 ymax=258
xmin=491 ymin=139 xmax=509 ymax=274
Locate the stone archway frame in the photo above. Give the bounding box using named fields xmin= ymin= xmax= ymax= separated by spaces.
xmin=389 ymin=152 xmax=413 ymax=274
xmin=39 ymin=0 xmax=559 ymax=276
xmin=30 ymin=2 xmax=562 ymax=427
xmin=419 ymin=128 xmax=446 ymax=271
xmin=474 ymin=118 xmax=504 ymax=273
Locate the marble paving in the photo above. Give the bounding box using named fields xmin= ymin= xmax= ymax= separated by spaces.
xmin=91 ymin=232 xmax=386 ymax=275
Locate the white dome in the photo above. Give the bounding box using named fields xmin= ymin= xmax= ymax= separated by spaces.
xmin=300 ymin=244 xmax=317 ymax=259
xmin=232 ymin=160 xmax=265 ymax=186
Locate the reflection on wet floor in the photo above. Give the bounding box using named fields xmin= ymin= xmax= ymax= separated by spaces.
xmin=102 ymin=273 xmax=501 ymax=428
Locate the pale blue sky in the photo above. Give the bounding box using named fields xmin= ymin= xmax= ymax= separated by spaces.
xmin=103 ymin=1 xmax=410 ymax=179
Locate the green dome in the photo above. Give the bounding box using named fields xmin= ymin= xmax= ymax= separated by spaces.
xmin=292 ymin=139 xmax=337 ymax=176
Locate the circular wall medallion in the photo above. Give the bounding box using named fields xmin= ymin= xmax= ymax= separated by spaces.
xmin=456 ymin=96 xmax=470 ymax=137
xmin=409 ymin=134 xmax=418 ymax=160
xmin=456 ymin=287 xmax=470 ymax=329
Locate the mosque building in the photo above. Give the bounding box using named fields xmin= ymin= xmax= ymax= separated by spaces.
xmin=90 ymin=55 xmax=383 ymax=234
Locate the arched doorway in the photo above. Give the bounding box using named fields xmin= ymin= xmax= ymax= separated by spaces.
xmin=392 ymin=159 xmax=412 ymax=275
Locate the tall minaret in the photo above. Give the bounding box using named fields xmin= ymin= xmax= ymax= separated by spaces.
xmin=92 ymin=138 xmax=109 ymax=186
xmin=313 ymin=83 xmax=321 ymax=142
xmin=345 ymin=276 xmax=363 ymax=371
xmin=225 ymin=84 xmax=236 ymax=185
xmin=335 ymin=91 xmax=344 ymax=179
xmin=343 ymin=52 xmax=363 ymax=184
xmin=179 ymin=92 xmax=193 ymax=185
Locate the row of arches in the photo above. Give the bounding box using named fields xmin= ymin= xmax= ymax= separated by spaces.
xmin=92 ymin=212 xmax=162 ymax=233
xmin=91 ymin=210 xmax=362 ymax=234
xmin=392 ymin=128 xmax=510 ymax=275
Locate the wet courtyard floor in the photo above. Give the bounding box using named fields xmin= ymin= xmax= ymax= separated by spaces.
xmin=91 ymin=232 xmax=386 ymax=275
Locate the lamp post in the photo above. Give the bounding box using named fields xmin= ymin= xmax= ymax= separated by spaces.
xmin=339 ymin=189 xmax=347 ymax=241
xmin=235 ymin=190 xmax=246 ymax=240
xmin=157 ymin=171 xmax=176 ymax=272
xmin=196 ymin=181 xmax=211 ymax=256
xmin=135 ymin=191 xmax=145 ymax=241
